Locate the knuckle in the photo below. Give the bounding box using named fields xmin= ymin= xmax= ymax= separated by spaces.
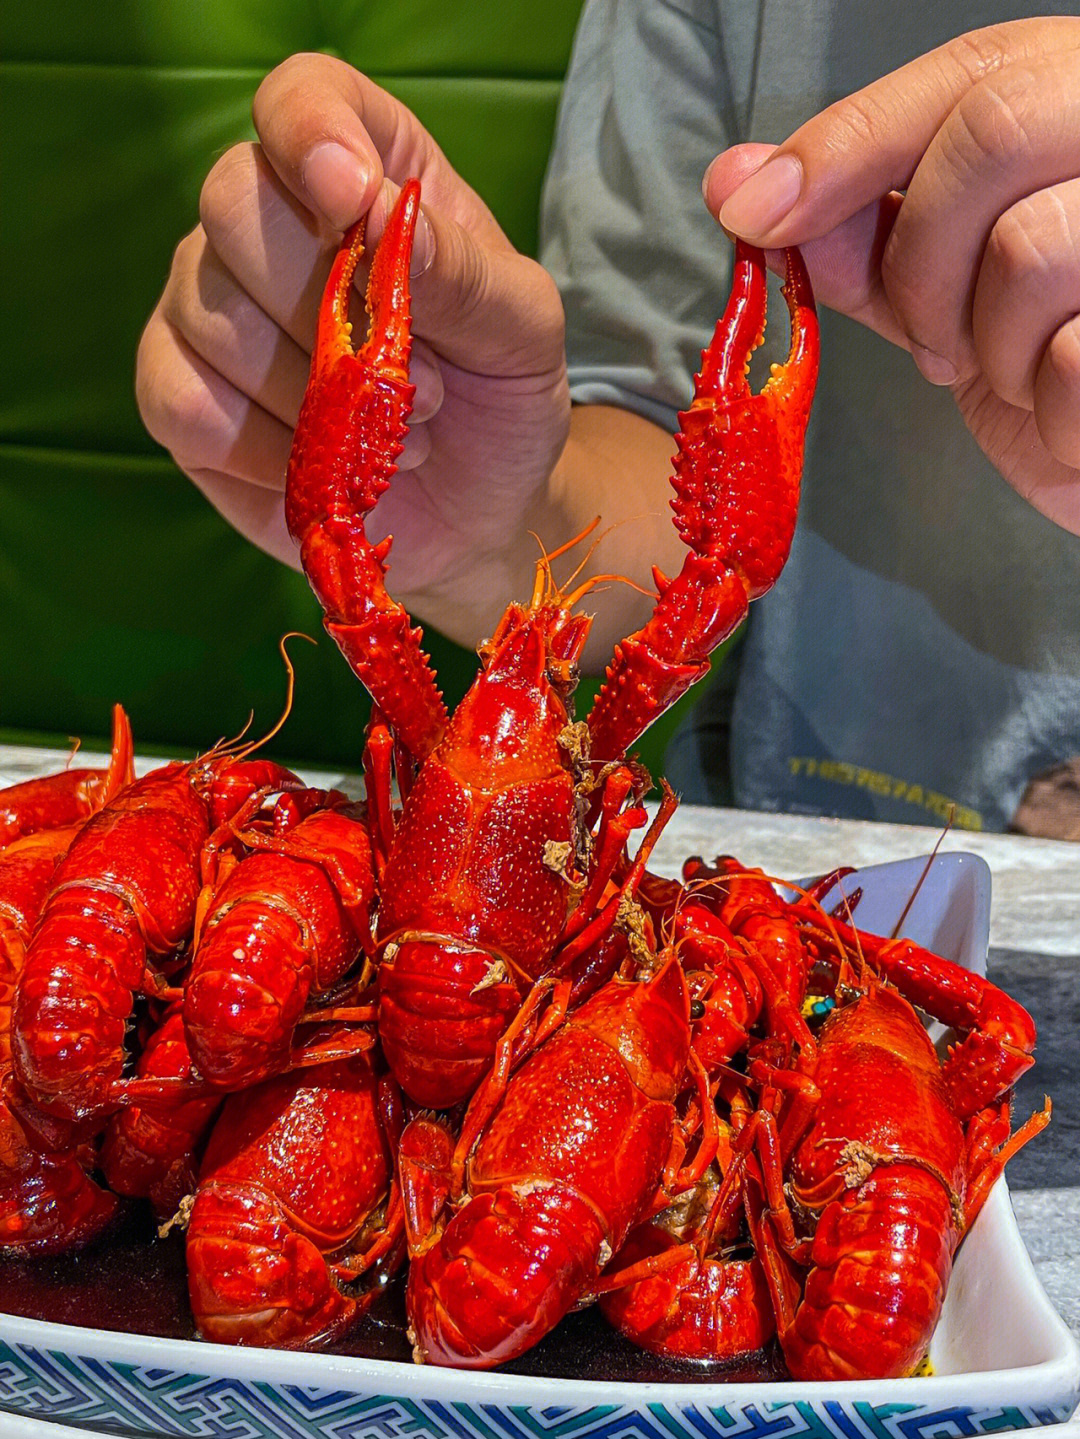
xmin=1047 ymin=318 xmax=1080 ymax=397
xmin=525 ymin=258 xmax=564 ymax=328
xmin=878 ymin=238 xmax=929 ymax=335
xmin=948 ymin=69 xmax=1040 ymax=180
xmin=198 ymin=145 xmax=257 ymax=248
xmin=260 ymin=51 xmax=318 ymax=90
xmin=444 ymin=232 xmax=491 ymax=328
xmin=253 ymin=51 xmax=360 ymax=135
xmin=134 ymin=322 xmax=166 ymax=440
xmin=946 ymin=25 xmax=1016 ymax=86
xmin=986 ymin=192 xmax=1072 ymax=292
xmin=827 ymin=88 xmax=893 ymax=155
xmin=159 ymin=229 xmax=204 ymax=330
xmin=253 ymin=52 xmax=328 ymax=118
xmin=137 ymin=341 xmax=223 ymax=465
xmin=159 ymin=226 xmax=273 ymax=381
xmin=521 ymin=258 xmax=567 ymax=363
xmin=163 ymin=379 xmax=226 ymax=467
xmin=879 ymin=244 xmax=972 ymax=379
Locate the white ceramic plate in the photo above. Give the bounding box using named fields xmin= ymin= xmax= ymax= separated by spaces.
xmin=1 ymin=852 xmax=1078 ymax=1438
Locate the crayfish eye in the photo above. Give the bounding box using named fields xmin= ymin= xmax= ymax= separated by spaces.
xmin=546 ymin=658 xmax=580 ymax=693
xmin=689 ymin=1000 xmax=706 ymax=1020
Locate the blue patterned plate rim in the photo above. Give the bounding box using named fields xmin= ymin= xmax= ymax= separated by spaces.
xmin=1 ymin=854 xmax=1078 ymax=1421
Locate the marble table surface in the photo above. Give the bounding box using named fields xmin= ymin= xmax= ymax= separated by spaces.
xmin=2 ymin=743 xmax=1078 ymax=1353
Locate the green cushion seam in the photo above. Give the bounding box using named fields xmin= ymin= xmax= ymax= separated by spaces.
xmin=0 ymin=60 xmax=569 ymax=83
xmin=0 ymin=442 xmax=179 ymax=472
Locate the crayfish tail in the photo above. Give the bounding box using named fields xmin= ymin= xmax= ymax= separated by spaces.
xmin=406 ymin=1183 xmax=607 ymax=1369
xmin=599 ymin=1224 xmax=775 ymax=1362
xmin=186 ymin=1182 xmax=359 ymax=1349
xmin=186 ymin=1052 xmax=398 ymax=1348
xmin=0 ymin=1104 xmax=120 ymax=1255
xmin=100 ymin=1007 xmax=221 ymax=1221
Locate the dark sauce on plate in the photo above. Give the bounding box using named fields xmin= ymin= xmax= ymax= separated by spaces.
xmin=0 ymin=1202 xmax=788 ymax=1384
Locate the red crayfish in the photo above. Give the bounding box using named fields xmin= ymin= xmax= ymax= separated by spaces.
xmin=0 ymin=705 xmax=134 ymax=849
xmin=11 ymin=740 xmax=301 ymax=1128
xmin=597 ymin=1111 xmax=775 ymax=1364
xmin=186 ymin=1040 xmax=404 ymax=1347
xmin=284 ymin=176 xmax=819 ymax=1110
xmin=181 ymin=783 xmax=377 ymax=1091
xmin=0 ymin=707 xmax=134 ymax=1251
xmin=576 ymin=856 xmax=1048 ymax=1379
xmin=399 ymin=947 xmax=715 ymax=1368
xmin=2 ymin=712 xmax=403 ymax=1349
xmin=736 ymin=889 xmax=1050 ymax=1380
xmin=0 ymin=165 xmax=1049 ymax=1381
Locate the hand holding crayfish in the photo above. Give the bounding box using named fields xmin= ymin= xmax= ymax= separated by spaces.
xmin=135 ymin=53 xmax=573 ymax=650
xmin=706 ymin=17 xmax=1080 ymax=535
xmin=135 ymin=52 xmax=803 ymax=667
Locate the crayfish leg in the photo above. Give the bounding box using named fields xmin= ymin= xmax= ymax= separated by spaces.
xmin=399 ymin=1114 xmax=454 ymax=1257
xmin=963 ymin=1094 xmax=1051 ymax=1229
xmin=794 ymin=916 xmax=1039 ymax=1118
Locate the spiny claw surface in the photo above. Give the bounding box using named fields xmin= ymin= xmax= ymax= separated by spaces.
xmin=285 ymin=180 xmax=449 ymax=764
xmin=673 ymin=241 xmax=818 ymax=597
xmin=587 ymin=242 xmax=819 ymax=764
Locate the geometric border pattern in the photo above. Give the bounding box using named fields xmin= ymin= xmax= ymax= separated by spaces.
xmin=0 ymin=1341 xmax=1073 ymax=1439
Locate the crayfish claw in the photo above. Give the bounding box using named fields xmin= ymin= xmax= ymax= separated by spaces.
xmin=285 ymin=179 xmax=449 ymax=765
xmin=586 ymin=242 xmax=819 ymax=765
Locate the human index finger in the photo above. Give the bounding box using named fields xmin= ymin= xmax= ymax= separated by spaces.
xmin=712 ymin=17 xmax=1080 ymax=247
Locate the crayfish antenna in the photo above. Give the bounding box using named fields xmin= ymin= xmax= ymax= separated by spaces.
xmin=890 ymin=813 xmax=952 ymax=941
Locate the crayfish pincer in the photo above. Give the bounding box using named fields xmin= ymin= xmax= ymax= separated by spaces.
xmin=284 ymin=178 xmax=819 ymax=1111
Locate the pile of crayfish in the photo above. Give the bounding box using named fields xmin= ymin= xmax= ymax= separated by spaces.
xmin=0 ymin=179 xmax=1048 ymax=1381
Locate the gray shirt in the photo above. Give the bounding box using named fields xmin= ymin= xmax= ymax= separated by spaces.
xmin=540 ymin=0 xmax=1080 ymax=833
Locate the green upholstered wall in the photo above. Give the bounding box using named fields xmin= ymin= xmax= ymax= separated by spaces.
xmin=2 ymin=3 xmax=704 ymax=782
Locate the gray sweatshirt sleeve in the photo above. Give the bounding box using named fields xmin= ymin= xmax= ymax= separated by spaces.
xmin=539 ymin=0 xmax=738 ymax=433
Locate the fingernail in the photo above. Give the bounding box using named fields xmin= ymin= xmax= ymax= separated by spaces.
xmin=701 ymin=157 xmax=718 ymax=205
xmin=411 ymin=210 xmax=435 ymax=279
xmin=377 ymin=178 xmax=435 ymax=279
xmin=718 ymin=154 xmax=803 ymax=239
xmin=302 ymin=142 xmax=369 ymax=231
xmin=911 ymin=344 xmax=958 ymax=387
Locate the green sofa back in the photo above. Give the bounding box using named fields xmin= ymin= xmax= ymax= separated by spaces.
xmin=3 ymin=2 xmax=700 ymax=781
